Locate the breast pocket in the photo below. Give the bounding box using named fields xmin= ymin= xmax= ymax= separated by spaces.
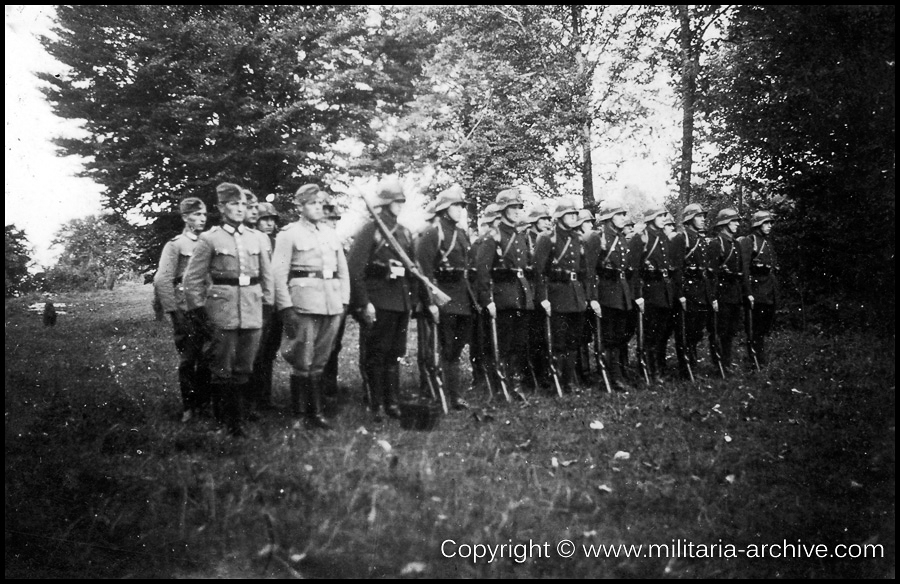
xmin=212 ymin=248 xmax=239 ymax=273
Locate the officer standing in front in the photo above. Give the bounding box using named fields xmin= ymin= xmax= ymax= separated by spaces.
xmin=416 ymin=185 xmax=473 ymax=410
xmin=672 ymin=203 xmax=714 ymax=378
xmin=182 ymin=183 xmax=274 ymax=437
xmin=739 ymin=210 xmax=779 ymax=366
xmin=347 ymin=179 xmax=417 ymax=422
xmin=154 ymin=196 xmax=210 ymax=422
xmin=273 ymin=184 xmax=349 ymax=429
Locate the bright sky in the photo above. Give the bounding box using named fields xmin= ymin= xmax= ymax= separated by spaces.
xmin=4 ymin=6 xmax=675 ymax=268
xmin=5 ymin=5 xmax=103 ymax=267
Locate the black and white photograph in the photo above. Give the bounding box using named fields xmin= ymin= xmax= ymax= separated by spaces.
xmin=5 ymin=5 xmax=894 ymax=578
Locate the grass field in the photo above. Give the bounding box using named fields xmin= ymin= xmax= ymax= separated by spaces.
xmin=5 ymin=282 xmax=895 ymax=578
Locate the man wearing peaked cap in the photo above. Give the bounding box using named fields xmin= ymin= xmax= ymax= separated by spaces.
xmin=630 ymin=205 xmax=677 ymax=383
xmin=738 ymin=210 xmax=778 ymax=366
xmin=709 ymin=208 xmax=747 ymax=371
xmin=474 ymin=188 xmax=533 ymax=401
xmin=416 ymin=184 xmax=475 ymax=410
xmin=154 ymin=196 xmax=211 ymax=422
xmin=347 ymin=177 xmax=418 ymax=422
xmin=533 ymin=198 xmax=595 ymax=393
xmin=182 ymin=183 xmax=275 ymax=437
xmin=671 ymin=203 xmax=713 ymax=380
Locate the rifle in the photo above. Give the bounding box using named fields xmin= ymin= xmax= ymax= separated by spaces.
xmin=710 ymin=305 xmax=726 ymax=379
xmin=488 ymin=309 xmax=512 ymax=403
xmin=636 ymin=308 xmax=651 ymax=385
xmin=416 ymin=312 xmax=437 ymax=401
xmin=430 ymin=319 xmax=449 ymax=414
xmin=745 ymin=301 xmax=761 ymax=372
xmin=679 ymin=302 xmax=695 ymax=383
xmin=544 ymin=311 xmax=565 ymax=397
xmin=358 ymin=319 xmax=373 ymax=407
xmin=592 ymin=311 xmax=612 ymax=393
xmin=360 ymin=193 xmax=451 ymax=307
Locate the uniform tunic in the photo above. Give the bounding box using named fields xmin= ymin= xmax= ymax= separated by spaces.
xmin=183 ymin=223 xmax=274 ymax=383
xmin=533 ymin=224 xmax=588 ymax=353
xmin=632 ymin=223 xmax=676 ymax=372
xmin=272 ymin=217 xmax=349 ymax=376
xmin=154 ymin=229 xmax=209 ymax=411
xmin=672 ymin=225 xmax=714 ymax=360
xmin=739 ymin=230 xmax=779 ymax=362
xmin=474 ymin=220 xmax=534 ymax=384
xmin=709 ymin=229 xmax=748 ymax=367
xmin=584 ymin=223 xmax=637 ymax=348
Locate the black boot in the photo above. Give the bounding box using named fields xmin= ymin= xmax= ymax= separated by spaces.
xmin=240 ymin=381 xmax=259 ymax=421
xmin=178 ymin=366 xmax=197 ymax=422
xmin=222 ymin=383 xmax=245 ymax=438
xmin=307 ymin=375 xmax=332 ymax=429
xmin=607 ymin=347 xmax=629 ymax=392
xmin=290 ymin=375 xmax=306 ymax=417
xmin=367 ymin=363 xmax=385 ymax=421
xmin=384 ymin=363 xmax=402 ymax=419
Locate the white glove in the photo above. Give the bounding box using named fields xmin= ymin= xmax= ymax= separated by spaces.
xmin=747 ymin=295 xmax=754 ymax=308
xmin=712 ymin=300 xmax=719 ymax=312
xmin=635 ymin=298 xmax=645 ymax=312
xmin=541 ymin=299 xmax=552 ymax=315
xmin=428 ymin=304 xmax=440 ymax=324
xmin=486 ymin=302 xmax=497 ymax=318
xmin=590 ymin=300 xmax=602 ymax=317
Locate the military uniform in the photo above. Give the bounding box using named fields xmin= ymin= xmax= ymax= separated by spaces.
xmin=250 ymin=202 xmax=283 ymax=411
xmin=523 ymin=205 xmax=552 ymax=391
xmin=584 ymin=203 xmax=638 ymax=390
xmin=273 ymin=185 xmax=349 ymax=428
xmin=347 ymin=180 xmax=418 ymax=420
xmin=739 ymin=211 xmax=779 ymax=365
xmin=671 ymin=204 xmax=714 ymax=378
xmin=533 ymin=201 xmax=589 ymax=392
xmin=183 ymin=183 xmax=274 ymax=436
xmin=154 ymin=204 xmax=211 ymax=420
xmin=417 ymin=186 xmax=475 ymax=409
xmin=467 ymin=206 xmax=501 ymax=397
xmin=709 ymin=209 xmax=748 ymax=370
xmin=475 ymin=190 xmax=534 ymax=397
xmin=632 ymin=209 xmax=677 ymax=382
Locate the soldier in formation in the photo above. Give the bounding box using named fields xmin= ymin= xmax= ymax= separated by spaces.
xmin=272 ymin=184 xmax=350 ymax=429
xmin=154 ymin=196 xmax=211 ymax=422
xmin=182 ymin=183 xmax=274 ymax=437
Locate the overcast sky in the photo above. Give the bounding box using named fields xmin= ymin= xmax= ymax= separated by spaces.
xmin=4 ymin=6 xmax=675 ymax=268
xmin=5 ymin=5 xmax=103 ymax=267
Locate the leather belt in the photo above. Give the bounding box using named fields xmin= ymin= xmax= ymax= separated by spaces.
xmin=290 ymin=269 xmax=335 ymax=279
xmin=212 ymin=276 xmax=259 ymax=286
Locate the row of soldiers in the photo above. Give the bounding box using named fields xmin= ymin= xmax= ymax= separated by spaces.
xmin=154 ymin=179 xmax=778 ymax=436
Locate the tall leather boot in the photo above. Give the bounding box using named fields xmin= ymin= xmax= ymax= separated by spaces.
xmin=178 ymin=366 xmax=196 ymax=422
xmin=240 ymin=381 xmax=259 ymax=421
xmin=259 ymin=365 xmax=275 ymax=411
xmin=721 ymin=337 xmax=733 ymax=371
xmin=290 ymin=375 xmax=306 ymax=417
xmin=606 ymin=347 xmax=628 ymax=392
xmin=562 ymin=351 xmax=578 ymax=394
xmin=307 ymin=375 xmax=332 ymax=429
xmin=675 ymin=338 xmax=691 ymax=380
xmin=367 ymin=362 xmax=385 ymax=421
xmin=384 ymin=363 xmax=402 ymax=419
xmin=222 ymin=382 xmax=245 ymax=438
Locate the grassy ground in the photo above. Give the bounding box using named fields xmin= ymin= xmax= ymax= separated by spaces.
xmin=5 ymin=283 xmax=895 ymax=578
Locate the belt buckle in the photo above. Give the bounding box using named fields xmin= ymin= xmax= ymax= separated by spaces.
xmin=389 ymin=265 xmax=405 ymax=279
xmin=322 ymin=270 xmax=333 ymax=279
xmin=238 ymin=275 xmax=251 ymax=286
xmin=619 ymin=272 xmax=625 ymax=280
xmin=515 ymin=269 xmax=524 ymax=278
xmin=569 ymin=272 xmax=578 ymax=282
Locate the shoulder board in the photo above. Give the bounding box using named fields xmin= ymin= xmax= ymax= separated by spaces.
xmin=169 ymin=234 xmax=181 ymax=242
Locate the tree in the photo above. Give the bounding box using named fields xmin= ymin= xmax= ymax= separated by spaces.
xmin=701 ymin=5 xmax=894 ymax=300
xmin=376 ymin=6 xmax=656 ymax=212
xmin=47 ymin=215 xmax=141 ymax=290
xmin=39 ymin=6 xmax=434 ymax=270
xmin=5 ymin=225 xmax=37 ymax=297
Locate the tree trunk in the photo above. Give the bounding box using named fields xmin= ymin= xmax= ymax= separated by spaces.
xmin=572 ymin=5 xmax=595 ymax=209
xmin=678 ymin=5 xmax=696 ymax=207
